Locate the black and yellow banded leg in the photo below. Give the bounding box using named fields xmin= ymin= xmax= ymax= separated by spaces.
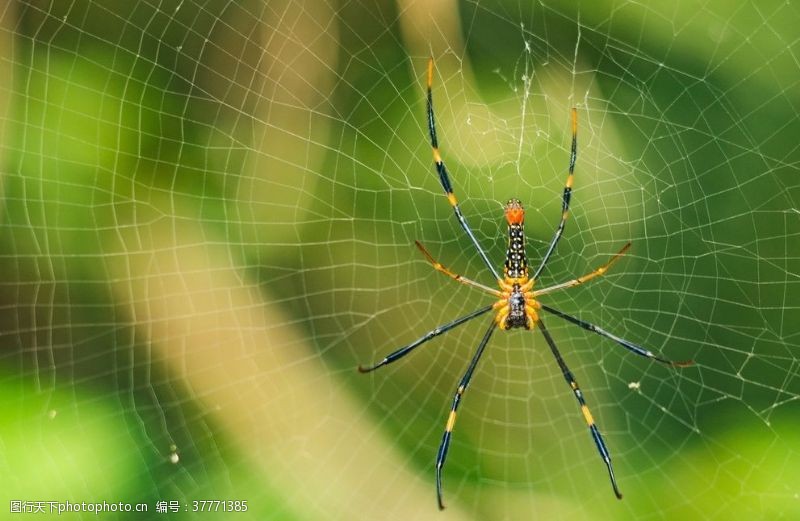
xmin=537 ymin=318 xmax=623 ymax=500
xmin=540 ymin=305 xmax=694 ymax=368
xmin=532 ymin=108 xmax=578 ymax=280
xmin=427 ymin=58 xmax=502 ymax=283
xmin=358 ymin=304 xmax=495 ymax=373
xmin=435 ymin=320 xmax=497 ymax=509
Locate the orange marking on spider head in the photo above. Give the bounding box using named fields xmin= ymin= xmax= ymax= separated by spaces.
xmin=427 ymin=57 xmax=434 ymax=88
xmin=504 ymin=198 xmax=525 ymax=224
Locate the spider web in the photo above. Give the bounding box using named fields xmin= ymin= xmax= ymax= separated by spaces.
xmin=0 ymin=1 xmax=798 ymax=520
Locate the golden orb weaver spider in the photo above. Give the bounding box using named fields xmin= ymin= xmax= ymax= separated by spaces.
xmin=358 ymin=58 xmax=693 ymax=509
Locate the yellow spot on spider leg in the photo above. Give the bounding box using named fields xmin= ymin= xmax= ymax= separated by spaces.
xmin=445 ymin=410 xmax=457 ymax=432
xmin=433 ymin=147 xmax=442 ymax=163
xmin=447 ymin=193 xmax=457 ymax=206
xmin=581 ymin=405 xmax=595 ymax=426
xmin=427 ymin=57 xmax=434 ymax=88
xmin=565 ymin=174 xmax=574 ymax=189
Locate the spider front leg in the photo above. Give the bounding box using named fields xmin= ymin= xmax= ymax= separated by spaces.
xmin=532 ymin=108 xmax=578 ymax=280
xmin=426 ymin=58 xmax=502 ymax=283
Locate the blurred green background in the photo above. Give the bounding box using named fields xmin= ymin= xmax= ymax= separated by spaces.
xmin=0 ymin=1 xmax=798 ymax=519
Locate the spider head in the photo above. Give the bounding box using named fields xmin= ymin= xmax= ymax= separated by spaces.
xmin=504 ymin=198 xmax=525 ymax=225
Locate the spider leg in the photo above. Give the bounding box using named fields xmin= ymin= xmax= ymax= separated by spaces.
xmin=537 ymin=318 xmax=623 ymax=500
xmin=357 ymin=304 xmax=494 ymax=373
xmin=427 ymin=58 xmax=502 ymax=283
xmin=532 ymin=242 xmax=631 ymax=298
xmin=415 ymin=240 xmax=503 ymax=296
xmin=532 ymin=108 xmax=578 ymax=281
xmin=540 ymin=305 xmax=694 ymax=367
xmin=435 ymin=319 xmax=497 ymax=509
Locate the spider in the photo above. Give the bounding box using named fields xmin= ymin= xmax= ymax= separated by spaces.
xmin=358 ymin=58 xmax=693 ymax=509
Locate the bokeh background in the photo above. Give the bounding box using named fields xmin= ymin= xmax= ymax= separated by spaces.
xmin=0 ymin=1 xmax=798 ymax=519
